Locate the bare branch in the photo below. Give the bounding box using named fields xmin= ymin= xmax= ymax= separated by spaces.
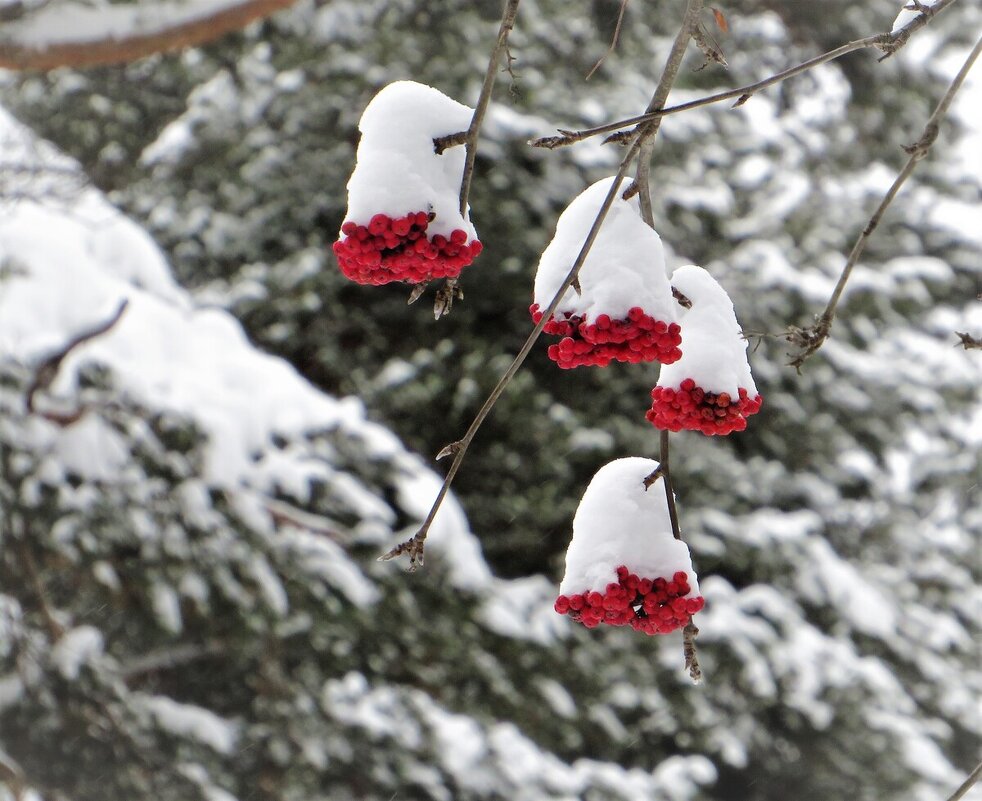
xmin=634 ymin=0 xmax=704 ymax=540
xmin=422 ymin=0 xmax=521 ymax=313
xmin=945 ymin=760 xmax=982 ymax=801
xmin=120 ymin=642 xmax=228 ymax=681
xmin=458 ymin=0 xmax=521 ymax=219
xmin=0 ymin=0 xmax=299 ymax=71
xmin=14 ymin=533 xmax=64 ymax=640
xmin=433 ymin=131 xmax=468 ymax=155
xmin=380 ymin=0 xmax=699 ymax=570
xmin=788 ymin=32 xmax=982 ymax=369
xmin=530 ymin=0 xmax=959 ymax=150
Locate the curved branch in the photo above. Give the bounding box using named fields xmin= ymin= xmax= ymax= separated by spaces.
xmin=787 ymin=31 xmax=982 ymax=369
xmin=0 ymin=0 xmax=299 ymax=71
xmin=531 ymin=0 xmax=959 ymax=150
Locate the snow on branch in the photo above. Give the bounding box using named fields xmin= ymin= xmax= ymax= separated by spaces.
xmin=0 ymin=0 xmax=298 ymax=70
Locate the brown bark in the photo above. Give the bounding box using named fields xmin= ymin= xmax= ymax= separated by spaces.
xmin=0 ymin=0 xmax=298 ymax=71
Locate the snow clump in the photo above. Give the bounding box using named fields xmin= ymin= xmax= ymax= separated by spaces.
xmin=333 ymin=81 xmax=483 ymax=285
xmin=555 ymin=458 xmax=704 ymax=635
xmin=531 ymin=177 xmax=681 ymax=368
xmin=647 ymin=265 xmax=762 ymax=435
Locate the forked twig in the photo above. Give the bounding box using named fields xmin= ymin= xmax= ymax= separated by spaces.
xmin=787 ymin=31 xmax=981 ymax=369
xmin=530 ymin=0 xmax=959 ymax=150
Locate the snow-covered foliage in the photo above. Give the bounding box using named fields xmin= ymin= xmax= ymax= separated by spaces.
xmin=1 ymin=1 xmax=980 ymax=800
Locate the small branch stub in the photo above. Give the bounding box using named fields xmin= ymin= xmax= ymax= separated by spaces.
xmin=379 ymin=533 xmax=425 ymax=570
xmin=955 ymin=331 xmax=982 ymax=350
xmin=433 ymin=278 xmax=463 ymax=319
xmin=433 ymin=131 xmax=467 ymax=155
xmin=436 ymin=440 xmax=463 ymax=461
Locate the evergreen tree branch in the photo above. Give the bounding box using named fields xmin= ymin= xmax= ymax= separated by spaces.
xmin=945 ymin=759 xmax=982 ymax=801
xmin=787 ymin=31 xmax=982 ymax=369
xmin=431 ymin=0 xmax=522 ymax=319
xmin=0 ymin=0 xmax=298 ymax=70
xmin=530 ymin=0 xmax=959 ymax=150
xmin=380 ymin=0 xmax=699 ymax=571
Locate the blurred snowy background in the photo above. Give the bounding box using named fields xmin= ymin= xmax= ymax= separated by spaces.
xmin=0 ymin=1 xmax=979 ymax=800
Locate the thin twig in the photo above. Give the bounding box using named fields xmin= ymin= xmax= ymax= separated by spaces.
xmin=945 ymin=760 xmax=982 ymax=801
xmin=429 ymin=0 xmax=521 ymax=319
xmin=788 ymin=31 xmax=982 ymax=369
xmin=14 ymin=534 xmax=64 ymax=640
xmin=585 ymin=0 xmax=629 ymax=81
xmin=25 ymin=298 xmax=129 ymax=415
xmin=380 ymin=0 xmax=700 ymax=570
xmin=120 ymin=642 xmax=228 ymax=681
xmin=380 ymin=144 xmax=644 ymax=569
xmin=459 ymin=0 xmax=521 ymax=218
xmin=530 ymin=0 xmax=959 ymax=150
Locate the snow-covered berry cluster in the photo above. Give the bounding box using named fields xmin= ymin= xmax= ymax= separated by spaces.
xmin=557 ymin=458 xmax=704 ymax=638
xmin=647 ymin=378 xmax=762 ymax=435
xmin=555 ymin=566 xmax=705 ymax=634
xmin=646 ymin=265 xmax=763 ymax=437
xmin=335 ymin=81 xmax=481 ymax=288
xmin=529 ymin=304 xmax=682 ymax=368
xmin=532 ymin=177 xmax=681 ymax=370
xmin=335 ymin=212 xmax=483 ymax=285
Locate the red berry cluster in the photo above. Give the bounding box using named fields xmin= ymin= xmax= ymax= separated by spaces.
xmin=334 ymin=212 xmax=483 ymax=285
xmin=646 ymin=378 xmax=762 ymax=435
xmin=554 ymin=566 xmax=705 ymax=635
xmin=530 ymin=304 xmax=682 ymax=369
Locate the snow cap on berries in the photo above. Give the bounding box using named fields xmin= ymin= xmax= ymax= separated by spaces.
xmin=533 ymin=177 xmax=677 ymax=325
xmin=658 ymin=265 xmax=758 ymax=399
xmin=343 ymin=81 xmax=477 ymax=241
xmin=559 ymin=457 xmax=700 ymax=597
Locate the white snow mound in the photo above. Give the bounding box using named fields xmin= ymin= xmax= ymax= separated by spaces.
xmin=658 ymin=265 xmax=758 ymax=397
xmin=343 ymin=81 xmax=477 ymax=240
xmin=533 ymin=177 xmax=677 ymax=323
xmin=559 ymin=457 xmax=700 ymax=596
